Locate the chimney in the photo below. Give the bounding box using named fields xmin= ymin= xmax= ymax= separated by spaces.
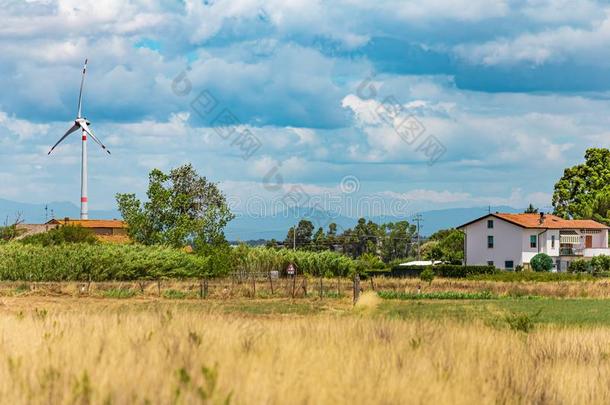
xmin=539 ymin=212 xmax=545 ymax=224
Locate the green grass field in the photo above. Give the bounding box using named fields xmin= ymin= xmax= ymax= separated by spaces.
xmin=379 ymin=297 xmax=610 ymax=326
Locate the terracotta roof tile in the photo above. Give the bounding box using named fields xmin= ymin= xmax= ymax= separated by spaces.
xmin=494 ymin=213 xmax=609 ymax=229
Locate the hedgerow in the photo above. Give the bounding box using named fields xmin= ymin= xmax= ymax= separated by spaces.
xmin=388 ymin=264 xmax=497 ymax=278
xmin=0 ymin=243 xmax=357 ymax=282
xmin=0 ymin=243 xmax=210 ymax=282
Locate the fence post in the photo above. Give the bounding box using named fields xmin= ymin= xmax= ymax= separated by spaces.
xmin=319 ymin=276 xmax=323 ymax=298
xmin=353 ymin=273 xmax=360 ymax=305
xmin=268 ymin=272 xmax=274 ymax=295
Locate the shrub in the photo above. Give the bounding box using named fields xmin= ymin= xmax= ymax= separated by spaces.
xmin=390 ymin=264 xmax=496 ymax=278
xmin=20 ymin=225 xmax=98 ymax=246
xmin=590 ymin=255 xmax=610 ymax=273
xmin=420 ymin=268 xmax=435 ymax=285
xmin=504 ymin=310 xmax=541 ymax=333
xmin=530 ymin=253 xmax=553 ymax=272
xmin=469 ymin=272 xmax=595 ymax=282
xmin=568 ymin=259 xmax=591 ymax=273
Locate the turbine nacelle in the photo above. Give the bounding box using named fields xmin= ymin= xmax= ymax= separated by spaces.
xmin=47 ymin=60 xmax=111 ymax=156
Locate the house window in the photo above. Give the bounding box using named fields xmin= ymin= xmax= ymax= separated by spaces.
xmin=487 ymin=219 xmax=494 ymax=229
xmin=487 ymin=261 xmax=494 ymax=266
xmin=488 ymin=235 xmax=494 ymax=248
xmin=551 ymin=235 xmax=555 ymax=249
xmin=530 ymin=235 xmax=537 ymax=249
xmin=505 ymin=260 xmax=514 ymax=269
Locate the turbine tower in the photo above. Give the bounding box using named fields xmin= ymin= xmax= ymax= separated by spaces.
xmin=48 ymin=59 xmax=111 ymax=220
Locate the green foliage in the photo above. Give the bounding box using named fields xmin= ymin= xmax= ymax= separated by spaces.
xmin=552 ymin=148 xmax=610 ymax=224
xmin=590 ymin=255 xmax=610 ymax=273
xmin=524 ymin=204 xmax=538 ymax=214
xmin=103 ymin=288 xmax=136 ymax=299
xmin=378 ymin=290 xmax=495 ymax=300
xmin=359 ymin=253 xmax=385 ymax=271
xmin=469 ymin=271 xmax=595 ymax=282
xmin=504 ymin=310 xmax=542 ymax=333
xmin=0 ymin=224 xmax=21 ymax=242
xmin=20 ymin=225 xmax=98 ymax=246
xmin=116 ymin=164 xmax=234 ymax=248
xmin=568 ymin=259 xmax=591 ymax=273
xmin=420 ymin=268 xmax=435 ymax=285
xmin=420 ymin=228 xmax=465 ymax=264
xmin=391 ymin=264 xmax=497 ymax=278
xmin=530 ymin=253 xmax=554 ymax=272
xmin=0 ymin=243 xmax=210 ymax=281
xmin=163 ymin=289 xmax=188 ymax=299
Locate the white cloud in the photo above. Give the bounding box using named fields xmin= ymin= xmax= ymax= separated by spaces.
xmin=455 ymin=11 xmax=610 ymax=66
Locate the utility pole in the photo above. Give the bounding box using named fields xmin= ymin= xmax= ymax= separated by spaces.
xmin=413 ymin=214 xmax=423 ymax=261
xmin=293 ymin=224 xmax=297 ymax=251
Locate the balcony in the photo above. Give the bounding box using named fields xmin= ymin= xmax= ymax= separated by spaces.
xmin=560 ymin=247 xmax=610 ymax=257
xmin=559 ymin=247 xmax=583 ymax=256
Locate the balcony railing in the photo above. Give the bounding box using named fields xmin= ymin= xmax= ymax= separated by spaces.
xmin=559 ymin=247 xmax=583 ymax=256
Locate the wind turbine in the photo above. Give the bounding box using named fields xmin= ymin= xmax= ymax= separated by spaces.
xmin=48 ymin=59 xmax=111 ymax=220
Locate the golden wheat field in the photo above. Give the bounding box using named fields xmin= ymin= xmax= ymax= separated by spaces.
xmin=0 ymin=293 xmax=609 ymax=405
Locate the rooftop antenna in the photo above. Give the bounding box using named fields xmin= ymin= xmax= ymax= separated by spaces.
xmin=48 ymin=59 xmax=111 ymax=220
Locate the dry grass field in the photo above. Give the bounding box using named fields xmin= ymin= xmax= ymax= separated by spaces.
xmin=4 ymin=276 xmax=610 ymax=300
xmin=1 ymin=292 xmax=610 ymax=404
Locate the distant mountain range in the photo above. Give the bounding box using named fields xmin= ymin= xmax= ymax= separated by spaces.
xmin=0 ymin=198 xmax=121 ymax=225
xmin=1 ymin=198 xmax=525 ymax=240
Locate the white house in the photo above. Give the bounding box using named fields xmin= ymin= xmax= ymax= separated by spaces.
xmin=457 ymin=212 xmax=610 ymax=271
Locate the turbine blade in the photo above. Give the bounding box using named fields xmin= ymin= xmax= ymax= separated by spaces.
xmin=48 ymin=124 xmax=80 ymax=155
xmin=79 ymin=121 xmax=111 ymax=155
xmin=76 ymin=58 xmax=88 ymax=118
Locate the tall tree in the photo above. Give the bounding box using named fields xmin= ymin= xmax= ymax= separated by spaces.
xmin=552 ymin=148 xmax=610 ymax=224
xmin=284 ymin=220 xmax=315 ymax=249
xmin=312 ymin=227 xmax=326 ymax=251
xmin=116 ymin=164 xmax=234 ymax=248
xmin=524 ymin=204 xmax=539 ymax=214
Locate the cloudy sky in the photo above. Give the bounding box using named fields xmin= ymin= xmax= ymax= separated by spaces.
xmin=2 ymin=0 xmax=610 ymax=218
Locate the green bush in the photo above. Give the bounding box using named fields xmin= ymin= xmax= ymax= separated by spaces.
xmin=420 ymin=268 xmax=435 ymax=285
xmin=469 ymin=272 xmax=595 ymax=282
xmin=590 ymin=255 xmax=610 ymax=273
xmin=504 ymin=310 xmax=541 ymax=333
xmin=530 ymin=253 xmax=553 ymax=272
xmin=568 ymin=259 xmax=591 ymax=273
xmin=390 ymin=264 xmax=496 ymax=278
xmin=20 ymin=225 xmax=98 ymax=246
